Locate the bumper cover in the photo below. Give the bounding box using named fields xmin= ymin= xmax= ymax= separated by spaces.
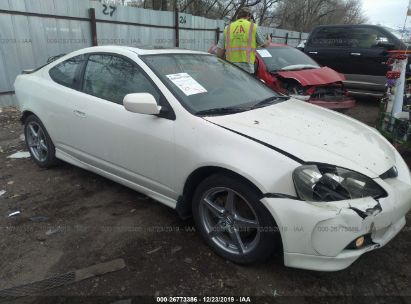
xmin=261 ymin=178 xmax=411 ymax=271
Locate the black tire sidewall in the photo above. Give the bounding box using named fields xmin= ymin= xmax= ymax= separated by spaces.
xmin=192 ymin=173 xmax=280 ymax=264
xmin=24 ymin=115 xmax=57 ymax=168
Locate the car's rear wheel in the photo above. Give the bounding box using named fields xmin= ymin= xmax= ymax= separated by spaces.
xmin=24 ymin=115 xmax=57 ymax=168
xmin=192 ymin=173 xmax=280 ymax=264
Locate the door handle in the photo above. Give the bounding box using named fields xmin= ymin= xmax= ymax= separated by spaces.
xmin=350 ymin=52 xmax=361 ymax=56
xmin=73 ymin=110 xmax=86 ymax=118
xmin=309 ymin=51 xmax=318 ymax=54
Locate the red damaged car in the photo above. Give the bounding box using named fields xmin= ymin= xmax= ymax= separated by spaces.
xmin=210 ymin=43 xmax=355 ymax=110
xmin=255 ymin=44 xmax=355 ymax=110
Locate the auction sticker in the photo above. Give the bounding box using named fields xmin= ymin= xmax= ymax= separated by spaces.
xmin=256 ymin=49 xmax=272 ymax=57
xmin=166 ymin=73 xmax=207 ymax=96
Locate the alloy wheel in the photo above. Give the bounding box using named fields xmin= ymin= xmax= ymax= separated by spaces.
xmin=26 ymin=121 xmax=48 ymax=162
xmin=199 ymin=187 xmax=261 ymax=255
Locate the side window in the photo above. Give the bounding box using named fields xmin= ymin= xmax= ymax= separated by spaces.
xmin=49 ymin=55 xmax=85 ymax=89
xmin=349 ymin=28 xmax=392 ymax=49
xmin=82 ymin=54 xmax=160 ymax=104
xmin=309 ymin=27 xmax=352 ymax=48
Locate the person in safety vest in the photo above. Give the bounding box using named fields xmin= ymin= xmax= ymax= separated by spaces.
xmin=216 ymin=7 xmax=271 ymax=74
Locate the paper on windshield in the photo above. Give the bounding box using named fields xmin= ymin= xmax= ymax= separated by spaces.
xmin=257 ymin=49 xmax=272 ymax=57
xmin=166 ymin=73 xmax=207 ymax=96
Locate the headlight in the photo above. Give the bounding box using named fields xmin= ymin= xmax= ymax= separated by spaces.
xmin=293 ymin=164 xmax=387 ymax=202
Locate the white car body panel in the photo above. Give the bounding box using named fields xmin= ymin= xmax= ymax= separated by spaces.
xmin=14 ymin=46 xmax=411 ymax=271
xmin=205 ymin=99 xmax=396 ymax=178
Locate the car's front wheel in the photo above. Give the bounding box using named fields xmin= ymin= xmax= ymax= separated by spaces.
xmin=24 ymin=115 xmax=58 ymax=168
xmin=192 ymin=173 xmax=280 ymax=264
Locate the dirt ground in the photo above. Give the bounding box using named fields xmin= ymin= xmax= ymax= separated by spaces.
xmin=0 ymin=98 xmax=411 ymax=303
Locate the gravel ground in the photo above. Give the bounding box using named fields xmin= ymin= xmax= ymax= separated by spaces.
xmin=0 ymin=99 xmax=410 ymax=303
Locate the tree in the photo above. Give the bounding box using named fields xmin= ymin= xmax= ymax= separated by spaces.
xmin=271 ymin=0 xmax=367 ymax=32
xmin=254 ymin=0 xmax=280 ymax=25
xmin=102 ymin=0 xmax=367 ymax=32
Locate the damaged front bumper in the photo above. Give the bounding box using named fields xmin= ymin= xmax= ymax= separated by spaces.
xmin=261 ymin=177 xmax=411 ymax=271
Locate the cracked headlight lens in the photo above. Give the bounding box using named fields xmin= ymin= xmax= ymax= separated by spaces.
xmin=293 ymin=164 xmax=387 ymax=202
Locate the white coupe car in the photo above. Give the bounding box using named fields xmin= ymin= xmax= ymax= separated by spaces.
xmin=14 ymin=46 xmax=411 ymax=271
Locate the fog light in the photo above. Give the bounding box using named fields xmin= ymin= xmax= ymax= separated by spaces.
xmin=355 ymin=236 xmax=365 ymax=248
xmin=345 ymin=234 xmax=372 ymax=250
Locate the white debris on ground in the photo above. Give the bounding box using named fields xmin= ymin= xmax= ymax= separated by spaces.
xmin=8 ymin=210 xmax=21 ymax=217
xmin=45 ymin=227 xmax=62 ymax=236
xmin=7 ymin=151 xmax=30 ymax=159
xmin=19 ymin=134 xmax=25 ymax=141
xmin=0 ymin=190 xmax=5 ymax=197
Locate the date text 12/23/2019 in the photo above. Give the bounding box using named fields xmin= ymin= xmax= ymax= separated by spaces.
xmin=156 ymin=296 xmax=252 ymax=303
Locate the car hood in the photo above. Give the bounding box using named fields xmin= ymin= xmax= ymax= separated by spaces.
xmin=276 ymin=67 xmax=345 ymax=86
xmin=204 ymin=99 xmax=395 ymax=178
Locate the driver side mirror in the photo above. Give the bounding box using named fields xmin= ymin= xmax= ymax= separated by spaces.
xmin=123 ymin=93 xmax=161 ymax=115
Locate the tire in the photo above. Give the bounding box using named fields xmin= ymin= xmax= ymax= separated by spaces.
xmin=192 ymin=173 xmax=280 ymax=264
xmin=24 ymin=115 xmax=58 ymax=168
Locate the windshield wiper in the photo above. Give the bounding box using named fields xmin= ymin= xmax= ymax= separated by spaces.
xmin=196 ymin=106 xmax=250 ymax=116
xmin=280 ymin=64 xmax=319 ymax=71
xmin=251 ymin=96 xmax=290 ymax=109
xmin=196 ymin=96 xmax=289 ymax=116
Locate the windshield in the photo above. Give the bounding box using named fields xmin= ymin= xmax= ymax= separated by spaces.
xmin=142 ymin=54 xmax=283 ymax=114
xmin=383 ymin=27 xmax=403 ymax=40
xmin=258 ymin=47 xmax=319 ymax=72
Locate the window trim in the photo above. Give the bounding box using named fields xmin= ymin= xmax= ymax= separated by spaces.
xmin=78 ymin=52 xmax=176 ymax=120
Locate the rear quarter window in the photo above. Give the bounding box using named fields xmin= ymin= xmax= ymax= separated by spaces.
xmin=49 ymin=55 xmax=85 ymax=89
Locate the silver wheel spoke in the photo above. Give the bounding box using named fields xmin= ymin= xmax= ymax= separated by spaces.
xmin=225 ymin=191 xmax=235 ymax=213
xmin=234 ymin=214 xmax=259 ymax=230
xmin=38 ymin=129 xmax=45 ymax=141
xmin=29 ymin=124 xmax=38 ymax=138
xmin=39 ymin=141 xmax=48 ymax=151
xmin=228 ymin=227 xmax=245 ymax=254
xmin=203 ymin=198 xmax=225 ymax=218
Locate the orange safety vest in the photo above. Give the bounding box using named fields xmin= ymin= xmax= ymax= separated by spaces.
xmin=224 ymin=19 xmax=257 ymax=64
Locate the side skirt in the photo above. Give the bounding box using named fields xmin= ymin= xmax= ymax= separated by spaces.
xmin=55 ymin=149 xmax=178 ymax=209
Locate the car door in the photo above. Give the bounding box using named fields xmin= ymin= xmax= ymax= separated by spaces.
xmin=347 ymin=27 xmax=392 ymax=76
xmin=68 ymin=53 xmax=177 ymax=198
xmin=305 ymin=26 xmax=351 ymax=73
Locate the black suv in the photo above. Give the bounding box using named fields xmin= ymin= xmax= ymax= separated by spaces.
xmin=304 ymin=24 xmax=408 ymax=98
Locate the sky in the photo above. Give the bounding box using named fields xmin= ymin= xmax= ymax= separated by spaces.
xmin=361 ymin=0 xmax=410 ymax=29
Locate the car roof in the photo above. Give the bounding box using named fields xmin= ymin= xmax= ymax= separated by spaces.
xmin=77 ymin=45 xmax=208 ymax=56
xmin=312 ymin=24 xmax=385 ymax=29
